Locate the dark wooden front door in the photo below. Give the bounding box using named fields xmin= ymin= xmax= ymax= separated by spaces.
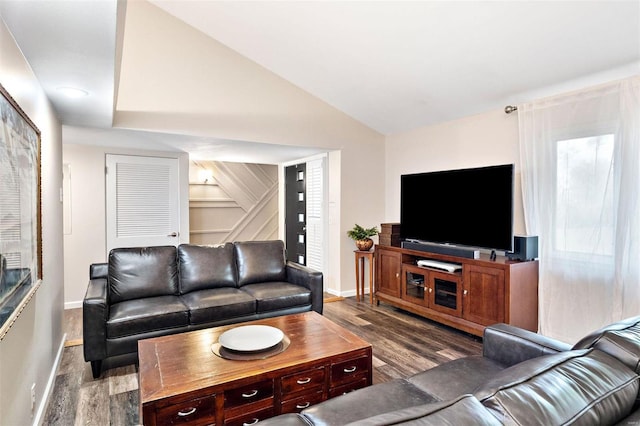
xmin=285 ymin=163 xmax=306 ymax=265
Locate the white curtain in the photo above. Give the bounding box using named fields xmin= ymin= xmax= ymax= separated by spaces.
xmin=518 ymin=75 xmax=640 ymax=344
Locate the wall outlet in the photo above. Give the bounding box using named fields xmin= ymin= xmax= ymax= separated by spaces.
xmin=30 ymin=383 xmax=36 ymax=413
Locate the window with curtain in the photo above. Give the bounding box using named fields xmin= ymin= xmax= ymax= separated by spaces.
xmin=518 ymin=76 xmax=640 ymax=343
xmin=555 ymin=134 xmax=615 ymax=258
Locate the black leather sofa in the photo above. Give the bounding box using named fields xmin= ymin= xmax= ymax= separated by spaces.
xmin=83 ymin=240 xmax=323 ymax=378
xmin=258 ymin=316 xmax=640 ymax=425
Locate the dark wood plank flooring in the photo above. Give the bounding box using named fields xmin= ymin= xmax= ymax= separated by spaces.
xmin=44 ymin=297 xmax=482 ymax=425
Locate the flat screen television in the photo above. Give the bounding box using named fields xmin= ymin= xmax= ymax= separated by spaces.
xmin=400 ymin=164 xmax=514 ymax=252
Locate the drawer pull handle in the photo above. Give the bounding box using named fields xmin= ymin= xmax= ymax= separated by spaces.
xmin=242 ymin=390 xmax=259 ymax=398
xmin=296 ymin=402 xmax=311 ymax=409
xmin=177 ymin=407 xmax=196 ymax=417
xmin=243 ymin=418 xmax=260 ymax=426
xmin=343 ymin=366 xmax=357 ymax=373
xmin=296 ymin=378 xmax=312 ymax=385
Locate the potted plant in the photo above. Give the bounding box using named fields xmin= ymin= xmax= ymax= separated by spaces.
xmin=347 ymin=224 xmax=379 ymax=251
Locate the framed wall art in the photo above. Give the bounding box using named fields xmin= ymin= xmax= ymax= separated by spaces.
xmin=0 ymin=83 xmax=42 ymax=340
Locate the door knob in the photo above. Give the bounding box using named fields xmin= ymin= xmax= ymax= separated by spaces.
xmin=168 ymin=232 xmax=178 ymax=237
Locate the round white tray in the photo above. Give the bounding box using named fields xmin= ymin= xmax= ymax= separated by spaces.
xmin=218 ymin=325 xmax=284 ymax=352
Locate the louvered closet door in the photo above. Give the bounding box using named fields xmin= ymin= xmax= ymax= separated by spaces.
xmin=106 ymin=155 xmax=180 ymax=253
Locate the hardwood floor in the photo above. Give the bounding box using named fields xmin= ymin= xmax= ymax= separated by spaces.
xmin=44 ymin=297 xmax=482 ymax=425
xmin=323 ymin=297 xmax=483 ymax=384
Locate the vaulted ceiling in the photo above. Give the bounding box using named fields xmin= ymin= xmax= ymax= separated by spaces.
xmin=1 ymin=0 xmax=638 ymax=162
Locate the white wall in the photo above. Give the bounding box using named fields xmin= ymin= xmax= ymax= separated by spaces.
xmin=113 ymin=0 xmax=387 ymax=298
xmin=62 ymin=144 xmax=190 ymax=308
xmin=384 ymin=108 xmax=526 ymax=239
xmin=189 ymin=160 xmax=279 ymax=244
xmin=0 ymin=18 xmax=64 ymax=425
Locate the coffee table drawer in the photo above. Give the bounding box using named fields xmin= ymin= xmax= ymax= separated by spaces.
xmin=156 ymin=395 xmax=216 ymax=425
xmin=224 ymin=379 xmax=274 ymax=409
xmin=225 ymin=407 xmax=275 ymax=426
xmin=330 ymin=355 xmax=369 ymax=386
xmin=329 ymin=377 xmax=369 ymax=398
xmin=281 ymin=389 xmax=324 ymax=413
xmin=280 ymin=367 xmax=325 ymax=396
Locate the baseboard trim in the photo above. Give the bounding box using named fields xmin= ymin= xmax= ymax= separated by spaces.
xmin=339 ymin=288 xmax=369 ymax=298
xmin=65 ymin=338 xmax=83 ymax=347
xmin=37 ymin=332 xmax=67 ymax=426
xmin=325 ymin=288 xmax=369 ymax=299
xmin=64 ymin=300 xmax=82 ymax=310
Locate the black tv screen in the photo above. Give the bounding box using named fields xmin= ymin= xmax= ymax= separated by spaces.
xmin=400 ymin=164 xmax=514 ymax=252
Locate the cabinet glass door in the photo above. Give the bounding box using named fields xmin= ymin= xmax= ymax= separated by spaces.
xmin=433 ymin=278 xmax=457 ymax=309
xmin=402 ymin=265 xmax=428 ymax=305
xmin=429 ymin=271 xmax=462 ymax=316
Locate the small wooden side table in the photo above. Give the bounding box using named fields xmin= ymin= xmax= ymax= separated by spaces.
xmin=354 ymin=250 xmax=375 ymax=304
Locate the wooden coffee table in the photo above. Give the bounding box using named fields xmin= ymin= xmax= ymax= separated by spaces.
xmin=138 ymin=311 xmax=372 ymax=425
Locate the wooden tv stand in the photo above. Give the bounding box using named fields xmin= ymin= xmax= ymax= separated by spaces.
xmin=374 ymin=245 xmax=538 ymax=337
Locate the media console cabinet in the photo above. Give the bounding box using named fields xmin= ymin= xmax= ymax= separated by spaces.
xmin=374 ymin=245 xmax=538 ymax=336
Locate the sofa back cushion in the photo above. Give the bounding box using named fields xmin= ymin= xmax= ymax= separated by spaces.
xmin=573 ymin=316 xmax=640 ymax=373
xmin=474 ymin=349 xmax=639 ymax=425
xmin=178 ymin=243 xmax=237 ymax=293
xmin=234 ymin=240 xmax=287 ymax=286
xmin=108 ymin=246 xmax=178 ymax=303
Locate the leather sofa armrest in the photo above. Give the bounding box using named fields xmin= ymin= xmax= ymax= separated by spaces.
xmin=89 ymin=262 xmax=108 ymax=280
xmin=83 ymin=276 xmax=109 ymax=362
xmin=483 ymin=323 xmax=572 ymax=367
xmin=286 ymin=261 xmax=323 ymax=314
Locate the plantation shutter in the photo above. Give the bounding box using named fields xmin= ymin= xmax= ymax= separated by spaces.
xmin=305 ymin=158 xmax=324 ymax=273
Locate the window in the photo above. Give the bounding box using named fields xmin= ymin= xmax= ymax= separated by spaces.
xmin=518 ymin=76 xmax=640 ymax=341
xmin=555 ymin=134 xmax=614 ymax=257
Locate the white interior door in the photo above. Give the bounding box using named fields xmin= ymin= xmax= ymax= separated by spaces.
xmin=106 ymin=154 xmax=180 ymax=254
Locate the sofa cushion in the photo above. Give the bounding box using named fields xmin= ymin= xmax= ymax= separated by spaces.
xmin=235 ymin=240 xmax=287 ymax=286
xmin=109 ymin=246 xmax=178 ymax=303
xmin=474 ymin=349 xmax=639 ymax=425
xmin=407 ymin=355 xmax=506 ymax=402
xmin=573 ymin=316 xmax=640 ymax=374
xmin=344 ymin=394 xmax=501 ymax=426
xmin=302 ymin=379 xmax=437 ymax=425
xmin=240 ymin=282 xmax=311 ymax=313
xmin=107 ymin=295 xmax=189 ymax=338
xmin=178 ymin=243 xmax=237 ymax=293
xmin=181 ymin=287 xmax=256 ymax=325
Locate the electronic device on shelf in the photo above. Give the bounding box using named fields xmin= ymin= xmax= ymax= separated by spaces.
xmin=402 ymin=240 xmax=480 ymax=259
xmin=400 ymin=164 xmax=514 ymax=254
xmin=416 ymin=259 xmax=462 ymax=273
xmin=506 ymin=235 xmax=539 ymax=261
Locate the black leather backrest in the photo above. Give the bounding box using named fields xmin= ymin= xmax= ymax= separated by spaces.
xmin=108 ymin=246 xmax=178 ymax=303
xmin=178 ymin=243 xmax=237 ymax=293
xmin=475 ymin=349 xmax=639 ymax=425
xmin=234 ymin=240 xmax=286 ymax=286
xmin=573 ymin=316 xmax=640 ymax=373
